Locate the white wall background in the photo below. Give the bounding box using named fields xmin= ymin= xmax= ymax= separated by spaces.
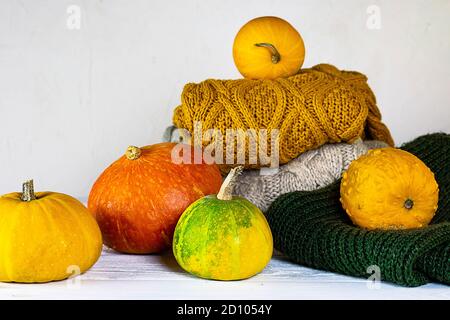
xmin=0 ymin=0 xmax=449 ymax=198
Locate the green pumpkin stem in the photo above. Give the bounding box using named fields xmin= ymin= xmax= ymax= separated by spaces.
xmin=21 ymin=179 xmax=36 ymax=202
xmin=254 ymin=43 xmax=281 ymax=64
xmin=217 ymin=166 xmax=243 ymax=201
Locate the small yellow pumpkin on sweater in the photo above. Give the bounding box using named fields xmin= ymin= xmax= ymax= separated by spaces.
xmin=340 ymin=148 xmax=439 ymax=230
xmin=0 ymin=180 xmax=102 ymax=283
xmin=233 ymin=16 xmax=305 ymax=80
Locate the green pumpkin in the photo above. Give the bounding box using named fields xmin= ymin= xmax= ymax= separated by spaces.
xmin=173 ymin=167 xmax=273 ymax=280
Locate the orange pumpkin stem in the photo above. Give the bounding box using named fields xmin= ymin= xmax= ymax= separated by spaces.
xmin=254 ymin=43 xmax=281 ymax=64
xmin=21 ymin=180 xmax=36 ymax=202
xmin=125 ymin=146 xmax=142 ymax=160
xmin=217 ymin=166 xmax=243 ymax=201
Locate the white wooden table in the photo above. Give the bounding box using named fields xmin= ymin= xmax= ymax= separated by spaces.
xmin=0 ymin=248 xmax=448 ymax=300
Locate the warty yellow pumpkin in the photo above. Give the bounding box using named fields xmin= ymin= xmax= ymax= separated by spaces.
xmin=340 ymin=148 xmax=439 ymax=230
xmin=233 ymin=16 xmax=305 ymax=80
xmin=0 ymin=180 xmax=102 ymax=283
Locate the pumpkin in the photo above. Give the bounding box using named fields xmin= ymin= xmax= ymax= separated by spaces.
xmin=233 ymin=16 xmax=305 ymax=80
xmin=0 ymin=180 xmax=102 ymax=283
xmin=340 ymin=148 xmax=439 ymax=230
xmin=88 ymin=143 xmax=222 ymax=254
xmin=173 ymin=167 xmax=273 ymax=280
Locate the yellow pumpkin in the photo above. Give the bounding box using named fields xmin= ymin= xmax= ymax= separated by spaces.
xmin=340 ymin=148 xmax=439 ymax=230
xmin=0 ymin=180 xmax=102 ymax=283
xmin=233 ymin=16 xmax=305 ymax=80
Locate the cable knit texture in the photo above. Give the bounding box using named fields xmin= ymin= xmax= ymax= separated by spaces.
xmin=234 ymin=140 xmax=388 ymax=212
xmin=172 ymin=64 xmax=394 ymax=172
xmin=266 ymin=133 xmax=450 ymax=287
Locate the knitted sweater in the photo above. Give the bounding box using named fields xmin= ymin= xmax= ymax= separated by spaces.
xmin=172 ymin=64 xmax=394 ymax=172
xmin=234 ymin=140 xmax=388 ymax=212
xmin=266 ymin=133 xmax=450 ymax=287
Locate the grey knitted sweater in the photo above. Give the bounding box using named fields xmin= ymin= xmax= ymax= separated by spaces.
xmin=233 ymin=140 xmax=388 ymax=212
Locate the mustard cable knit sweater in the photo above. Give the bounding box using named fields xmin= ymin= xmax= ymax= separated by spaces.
xmin=173 ymin=64 xmax=394 ymax=172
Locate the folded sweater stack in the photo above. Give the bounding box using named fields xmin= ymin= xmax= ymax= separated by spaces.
xmin=169 ymin=64 xmax=449 ymax=287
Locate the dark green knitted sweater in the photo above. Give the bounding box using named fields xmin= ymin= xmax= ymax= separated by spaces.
xmin=266 ymin=133 xmax=450 ymax=287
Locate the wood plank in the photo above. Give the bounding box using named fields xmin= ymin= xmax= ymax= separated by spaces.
xmin=0 ymin=248 xmax=448 ymax=299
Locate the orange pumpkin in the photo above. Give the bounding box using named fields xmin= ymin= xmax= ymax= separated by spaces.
xmin=233 ymin=16 xmax=305 ymax=80
xmin=88 ymin=143 xmax=222 ymax=254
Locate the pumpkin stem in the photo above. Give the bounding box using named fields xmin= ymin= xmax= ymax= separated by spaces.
xmin=126 ymin=146 xmax=142 ymax=160
xmin=404 ymin=199 xmax=414 ymax=210
xmin=21 ymin=180 xmax=36 ymax=202
xmin=217 ymin=166 xmax=243 ymax=201
xmin=254 ymin=43 xmax=281 ymax=64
